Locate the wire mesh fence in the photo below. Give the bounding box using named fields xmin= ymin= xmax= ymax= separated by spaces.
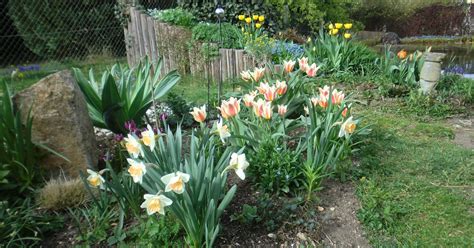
xmin=0 ymin=0 xmax=176 ymax=88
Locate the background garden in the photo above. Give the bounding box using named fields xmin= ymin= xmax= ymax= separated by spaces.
xmin=1 ymin=0 xmax=473 ymax=247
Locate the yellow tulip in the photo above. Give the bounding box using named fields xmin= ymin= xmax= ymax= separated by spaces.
xmin=245 ymin=17 xmax=251 ymax=23
xmin=328 ymin=23 xmax=334 ymax=30
xmin=238 ymin=15 xmax=245 ymax=21
xmin=344 ymin=23 xmax=353 ymax=29
xmin=330 ymin=28 xmax=339 ymax=35
xmin=344 ymin=33 xmax=352 ymax=39
xmin=259 ymin=15 xmax=265 ymax=22
xmin=255 ymin=23 xmax=262 ymax=29
xmin=253 ymin=15 xmax=259 ymax=21
xmin=335 ymin=23 xmax=343 ymax=29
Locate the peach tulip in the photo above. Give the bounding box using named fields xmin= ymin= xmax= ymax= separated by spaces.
xmin=283 ymin=60 xmax=296 ymax=73
xmin=276 ymin=80 xmax=287 ymax=95
xmin=252 ymin=99 xmax=265 ymax=118
xmin=331 ymin=89 xmax=345 ymax=105
xmin=190 ymin=105 xmax=207 ymax=123
xmin=217 ymin=97 xmax=241 ymax=119
xmin=261 ymin=101 xmax=273 ymax=120
xmin=278 ymin=105 xmax=287 ymax=117
xmin=306 ymin=63 xmax=319 ymax=77
xmin=263 ymin=85 xmax=278 ymax=102
xmin=251 ymin=67 xmax=265 ymax=82
xmin=240 ymin=70 xmax=252 ymax=82
xmin=310 ymin=97 xmax=319 ymax=106
xmin=342 ymin=107 xmax=348 ymax=117
xmin=243 ymin=91 xmax=257 ymax=107
xmin=298 ymin=57 xmax=309 ymax=72
xmin=256 ymin=82 xmax=270 ymax=94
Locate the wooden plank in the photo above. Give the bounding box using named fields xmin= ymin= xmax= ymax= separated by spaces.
xmin=147 ymin=16 xmax=158 ymax=64
xmin=140 ymin=12 xmax=151 ymax=60
xmin=131 ymin=8 xmax=142 ymax=64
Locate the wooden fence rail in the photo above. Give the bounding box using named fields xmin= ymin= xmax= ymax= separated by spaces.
xmin=125 ymin=7 xmax=257 ymax=82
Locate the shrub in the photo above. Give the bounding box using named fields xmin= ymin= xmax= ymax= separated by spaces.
xmin=192 ymin=22 xmax=243 ymax=49
xmin=38 ymin=177 xmax=89 ymax=210
xmin=7 ymin=0 xmax=124 ymax=59
xmin=73 ymin=58 xmax=180 ymax=134
xmin=149 ymin=8 xmax=195 ymax=28
xmin=165 ymin=92 xmax=194 ymax=128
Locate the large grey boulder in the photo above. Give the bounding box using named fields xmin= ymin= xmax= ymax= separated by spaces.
xmin=14 ymin=70 xmax=98 ymax=178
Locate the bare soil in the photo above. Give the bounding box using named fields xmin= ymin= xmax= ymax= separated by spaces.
xmin=447 ymin=117 xmax=473 ymax=149
xmin=217 ymin=177 xmax=371 ymax=247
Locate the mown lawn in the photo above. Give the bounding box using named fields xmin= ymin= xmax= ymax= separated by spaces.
xmin=355 ymin=105 xmax=474 ymax=247
xmin=0 ymin=56 xmax=126 ymax=92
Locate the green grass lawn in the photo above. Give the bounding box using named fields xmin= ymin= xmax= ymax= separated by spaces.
xmin=1 ymin=56 xmax=126 ymax=93
xmin=355 ymin=105 xmax=474 ymax=246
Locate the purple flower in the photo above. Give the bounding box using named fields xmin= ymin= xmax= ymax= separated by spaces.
xmin=124 ymin=120 xmax=137 ymax=132
xmin=114 ymin=133 xmax=124 ymax=142
xmin=160 ymin=113 xmax=168 ymax=122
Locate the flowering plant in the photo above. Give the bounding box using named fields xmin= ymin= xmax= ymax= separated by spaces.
xmin=119 ymin=123 xmax=248 ymax=247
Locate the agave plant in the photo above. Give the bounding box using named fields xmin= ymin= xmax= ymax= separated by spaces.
xmin=73 ymin=58 xmax=179 ymax=134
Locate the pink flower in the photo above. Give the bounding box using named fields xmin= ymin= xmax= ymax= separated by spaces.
xmin=240 ymin=70 xmax=252 ymax=82
xmin=251 ymin=67 xmax=265 ymax=82
xmin=278 ymin=105 xmax=287 ymax=117
xmin=331 ymin=89 xmax=345 ymax=105
xmin=256 ymin=82 xmax=270 ymax=94
xmin=319 ymin=85 xmax=331 ymax=100
xmin=189 ymin=105 xmax=207 ymax=123
xmin=283 ymin=60 xmax=296 ymax=73
xmin=263 ymin=86 xmax=278 ymax=102
xmin=252 ymin=99 xmax=265 ymax=118
xmin=306 ymin=63 xmax=319 ymax=77
xmin=217 ymin=97 xmax=241 ymax=119
xmin=261 ymin=101 xmax=273 ymax=120
xmin=276 ymin=80 xmax=287 ymax=95
xmin=298 ymin=57 xmax=309 ymax=72
xmin=342 ymin=107 xmax=348 ymax=117
xmin=243 ymin=91 xmax=257 ymax=107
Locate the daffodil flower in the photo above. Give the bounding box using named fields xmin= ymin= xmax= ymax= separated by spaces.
xmin=216 ymin=119 xmax=231 ymax=143
xmin=127 ymin=158 xmax=147 ymax=184
xmin=141 ymin=125 xmax=156 ymax=151
xmin=140 ymin=193 xmax=172 ymax=215
xmin=224 ymin=153 xmax=249 ymax=180
xmin=338 ymin=116 xmax=357 ymax=138
xmin=161 ymin=171 xmax=190 ymax=194
xmin=125 ymin=134 xmax=143 ymax=158
xmin=87 ymin=169 xmax=105 ymax=189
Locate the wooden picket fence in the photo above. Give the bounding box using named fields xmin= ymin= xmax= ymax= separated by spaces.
xmin=125 ymin=7 xmax=257 ymax=82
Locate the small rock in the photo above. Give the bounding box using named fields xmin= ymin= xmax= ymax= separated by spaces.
xmin=317 ymin=206 xmax=325 ymax=212
xmin=297 ymin=232 xmax=307 ymax=241
xmin=267 ymin=233 xmax=276 ymax=239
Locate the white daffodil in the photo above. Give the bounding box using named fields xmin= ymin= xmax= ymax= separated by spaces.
xmin=141 ymin=125 xmax=156 ymax=151
xmin=161 ymin=171 xmax=190 ymax=194
xmin=216 ymin=119 xmax=231 ymax=143
xmin=140 ymin=193 xmax=173 ymax=215
xmin=127 ymin=158 xmax=147 ymax=184
xmin=338 ymin=116 xmax=357 ymax=138
xmin=86 ymin=169 xmax=105 ymax=189
xmin=124 ymin=134 xmax=143 ymax=158
xmin=224 ymin=153 xmax=249 ymax=180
